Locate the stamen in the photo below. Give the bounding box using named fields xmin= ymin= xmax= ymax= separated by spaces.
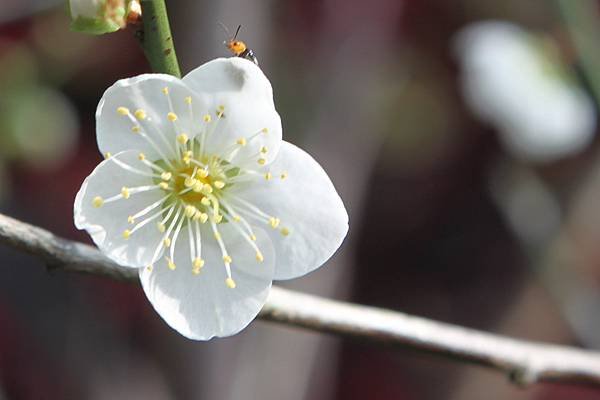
xmin=169 ymin=212 xmax=186 ymax=269
xmin=131 ymin=125 xmax=141 ymax=133
xmin=92 ymin=196 xmax=104 ymax=208
xmin=166 ymin=257 xmax=176 ymax=270
xmin=104 ymin=152 xmax=112 ymax=159
xmin=280 ymin=227 xmax=290 ymax=236
xmin=225 ymin=277 xmax=236 ymax=289
xmin=265 ymin=172 xmax=272 ymax=181
xmin=214 ymin=181 xmax=225 ymax=189
xmin=134 ymin=109 xmax=146 ymax=120
xmin=122 ymin=229 xmax=131 ymax=239
xmin=177 ymin=133 xmax=189 ymax=144
xmin=269 ymin=217 xmax=280 ymax=229
xmin=117 ymin=107 xmax=130 ymax=115
xmin=129 ymin=200 xmax=172 ymax=234
xmin=111 ymin=157 xmax=157 ymax=178
xmin=161 ymin=172 xmax=172 ymax=181
xmin=121 ymin=187 xmax=130 ymax=199
xmin=210 ymin=221 xmax=234 ymax=284
xmin=167 ymin=112 xmax=178 ymax=122
xmin=280 ymin=171 xmax=288 ymax=180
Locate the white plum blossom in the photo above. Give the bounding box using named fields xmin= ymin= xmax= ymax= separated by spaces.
xmin=74 ymin=58 xmax=348 ymax=339
xmin=454 ymin=21 xmax=596 ymax=163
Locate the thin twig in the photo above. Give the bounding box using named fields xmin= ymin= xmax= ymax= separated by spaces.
xmin=0 ymin=213 xmax=599 ymax=387
xmin=137 ymin=0 xmax=181 ymax=78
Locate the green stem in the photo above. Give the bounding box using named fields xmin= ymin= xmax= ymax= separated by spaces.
xmin=138 ymin=0 xmax=181 ymax=77
xmin=555 ymin=0 xmax=600 ymax=103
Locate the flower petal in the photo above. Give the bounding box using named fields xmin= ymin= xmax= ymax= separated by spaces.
xmin=182 ymin=58 xmax=282 ymax=167
xmin=96 ymin=74 xmax=209 ymax=160
xmin=139 ymin=223 xmax=275 ymax=340
xmin=230 ymin=141 xmax=348 ymax=280
xmin=74 ymin=150 xmax=168 ymax=268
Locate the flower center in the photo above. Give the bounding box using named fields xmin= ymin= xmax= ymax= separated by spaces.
xmin=92 ymin=92 xmax=291 ymax=288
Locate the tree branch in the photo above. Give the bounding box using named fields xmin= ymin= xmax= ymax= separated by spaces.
xmin=0 ymin=213 xmax=599 ymax=388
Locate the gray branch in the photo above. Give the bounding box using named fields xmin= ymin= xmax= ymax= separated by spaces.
xmin=0 ymin=213 xmax=599 ymax=388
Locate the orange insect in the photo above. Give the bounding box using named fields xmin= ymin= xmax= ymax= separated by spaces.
xmin=222 ymin=24 xmax=259 ymax=66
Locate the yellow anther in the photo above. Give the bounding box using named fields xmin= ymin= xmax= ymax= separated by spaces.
xmin=217 ymin=111 xmax=224 ymax=118
xmin=261 ymin=127 xmax=268 ymax=134
xmin=256 ymin=252 xmax=264 ymax=262
xmin=131 ymin=125 xmax=141 ymax=133
xmin=214 ymin=232 xmax=221 ymax=240
xmin=265 ymin=172 xmax=272 ymax=181
xmin=214 ymin=181 xmax=225 ymax=189
xmin=167 ymin=258 xmax=176 ymax=270
xmin=134 ymin=109 xmax=146 ymax=120
xmin=163 ymin=238 xmax=171 ymax=248
xmin=217 ymin=105 xmax=225 ymax=112
xmin=117 ymin=107 xmax=129 ymax=115
xmin=184 ymin=150 xmax=193 ymax=158
xmin=201 ymin=197 xmax=211 ymax=206
xmin=157 ymin=223 xmax=166 ymax=233
xmin=193 ymin=212 xmax=208 ymax=223
xmin=257 ymin=158 xmax=267 ymax=165
xmin=280 ymin=227 xmax=290 ymax=236
xmin=121 ymin=187 xmax=130 ymax=199
xmin=232 ymin=215 xmax=241 ymax=222
xmin=183 ymin=156 xmax=191 ymax=165
xmin=197 ymin=169 xmax=209 ymax=178
xmin=177 ymin=133 xmax=189 ymax=144
xmin=269 ymin=217 xmax=280 ymax=229
xmin=159 ymin=182 xmax=169 ymax=190
xmin=138 ymin=152 xmax=145 ymax=161
xmin=203 ymin=114 xmax=211 ymax=123
xmin=280 ymin=171 xmax=288 ymax=180
xmin=249 ymin=234 xmax=257 ymax=241
xmin=122 ymin=229 xmax=131 ymax=239
xmin=193 ymin=258 xmax=205 ymax=269
xmin=162 ymin=87 xmax=169 ymax=95
xmin=260 ymin=146 xmax=268 ymax=154
xmin=192 ymin=182 xmax=203 ymax=192
xmin=185 ymin=96 xmax=192 ymax=104
xmin=184 ymin=176 xmax=197 ymax=188
xmin=223 ymin=255 xmax=232 ymax=264
xmin=225 ymin=277 xmax=236 ymax=289
xmin=127 ymin=216 xmax=135 ymax=224
xmin=104 ymin=152 xmax=112 ymax=159
xmin=214 ymin=214 xmax=223 ymax=223
xmin=92 ymin=196 xmax=104 ymax=208
xmin=236 ymin=137 xmax=247 ymax=146
xmin=185 ymin=205 xmax=197 ymax=218
xmin=167 ymin=112 xmax=178 ymax=122
xmin=202 ymin=184 xmax=213 ymax=194
xmin=146 ymin=264 xmax=153 ymax=272
xmin=160 ymin=172 xmax=172 ymax=181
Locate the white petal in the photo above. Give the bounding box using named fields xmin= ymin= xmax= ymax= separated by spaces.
xmin=70 ymin=0 xmax=103 ymax=18
xmin=182 ymin=58 xmax=282 ymax=167
xmin=74 ymin=150 xmax=167 ymax=268
xmin=96 ymin=74 xmax=209 ymax=160
xmin=139 ymin=223 xmax=275 ymax=340
xmin=230 ymin=141 xmax=348 ymax=280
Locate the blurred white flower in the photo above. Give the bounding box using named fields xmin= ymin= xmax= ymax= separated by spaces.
xmin=454 ymin=21 xmax=596 ymax=162
xmin=69 ymin=0 xmax=140 ymax=34
xmin=74 ymin=58 xmax=348 ymax=340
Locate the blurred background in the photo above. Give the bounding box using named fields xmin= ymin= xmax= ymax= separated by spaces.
xmin=1 ymin=0 xmax=600 ymax=399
